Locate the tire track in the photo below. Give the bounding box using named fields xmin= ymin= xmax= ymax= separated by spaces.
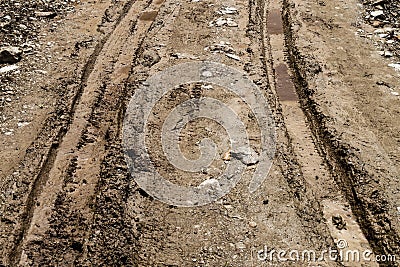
xmin=8 ymin=1 xmax=135 ymax=261
xmin=281 ymin=0 xmax=400 ymax=264
xmin=261 ymin=0 xmax=377 ymax=266
xmin=8 ymin=0 xmax=167 ymax=265
xmin=1 ymin=1 xmax=129 ymax=264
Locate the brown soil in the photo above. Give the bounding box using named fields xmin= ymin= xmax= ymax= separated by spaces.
xmin=0 ymin=0 xmax=399 ymax=266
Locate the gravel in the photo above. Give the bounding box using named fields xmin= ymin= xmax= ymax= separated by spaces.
xmin=360 ymin=0 xmax=400 ymax=59
xmin=0 ymin=0 xmax=78 ymax=47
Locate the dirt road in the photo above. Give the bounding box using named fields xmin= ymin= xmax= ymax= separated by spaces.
xmin=0 ymin=0 xmax=399 ymax=266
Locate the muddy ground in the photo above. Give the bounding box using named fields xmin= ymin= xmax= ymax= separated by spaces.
xmin=0 ymin=0 xmax=399 ymax=266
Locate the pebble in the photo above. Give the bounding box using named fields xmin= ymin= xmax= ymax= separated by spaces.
xmin=198 ymin=179 xmax=221 ymax=190
xmin=225 ymin=53 xmax=241 ymax=61
xmin=208 ymin=43 xmax=234 ymax=53
xmin=217 ymin=7 xmax=238 ymax=15
xmin=391 ymin=91 xmax=399 ymax=96
xmin=4 ymin=129 xmax=14 ymax=136
xmin=388 ymin=63 xmax=400 ymax=71
xmin=214 ymin=17 xmax=227 ymax=27
xmin=370 ymin=10 xmax=384 ymax=17
xmin=384 ymin=51 xmax=393 ymax=57
xmin=34 ymin=11 xmax=57 ymax=18
xmin=201 ymin=71 xmax=213 ymax=77
xmin=226 ymin=18 xmax=238 ymax=27
xmin=17 ymin=122 xmax=30 ymax=128
xmin=231 ymin=146 xmax=258 ymax=165
xmin=211 ymin=17 xmax=238 ymax=27
xmin=0 ymin=65 xmax=19 ymax=73
xmin=222 ymin=150 xmax=231 ymax=161
xmin=201 ymin=84 xmax=213 ymax=90
xmin=249 ymin=221 xmax=257 ymax=228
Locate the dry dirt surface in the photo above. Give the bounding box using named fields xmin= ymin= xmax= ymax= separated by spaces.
xmin=0 ymin=0 xmax=399 ymax=266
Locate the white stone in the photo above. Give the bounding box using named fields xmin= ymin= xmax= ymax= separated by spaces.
xmin=225 ymin=53 xmax=241 ymax=61
xmin=388 ymin=63 xmax=400 ymax=71
xmin=370 ymin=10 xmax=384 ymax=17
xmin=0 ymin=65 xmax=19 ymax=73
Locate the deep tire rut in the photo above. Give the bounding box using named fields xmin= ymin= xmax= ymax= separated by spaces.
xmin=281 ymin=0 xmax=400 ymax=264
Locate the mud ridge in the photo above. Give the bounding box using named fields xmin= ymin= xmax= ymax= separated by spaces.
xmin=281 ymin=0 xmax=400 ymax=263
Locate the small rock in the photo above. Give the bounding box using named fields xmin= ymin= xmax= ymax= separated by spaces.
xmin=231 ymin=147 xmax=258 ymax=165
xmin=0 ymin=65 xmax=19 ymax=73
xmin=391 ymin=91 xmax=399 ymax=96
xmin=198 ymin=179 xmax=221 ymax=191
xmin=225 ymin=53 xmax=241 ymax=61
xmin=215 ymin=17 xmax=227 ymax=27
xmin=388 ymin=63 xmax=400 ymax=71
xmin=201 ymin=71 xmax=213 ymax=77
xmin=4 ymin=129 xmax=14 ymax=136
xmin=384 ymin=51 xmax=393 ymax=57
xmin=222 ymin=150 xmax=231 ymax=161
xmin=226 ymin=18 xmax=238 ymax=27
xmin=249 ymin=221 xmax=257 ymax=228
xmin=0 ymin=46 xmax=22 ymax=64
xmin=208 ymin=43 xmax=234 ymax=53
xmin=17 ymin=122 xmax=30 ymax=128
xmin=34 ymin=11 xmax=57 ymax=18
xmin=212 ymin=17 xmax=238 ymax=27
xmin=370 ymin=10 xmax=384 ymax=18
xmin=201 ymin=84 xmax=213 ymax=90
xmin=218 ymin=7 xmax=238 ymax=15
